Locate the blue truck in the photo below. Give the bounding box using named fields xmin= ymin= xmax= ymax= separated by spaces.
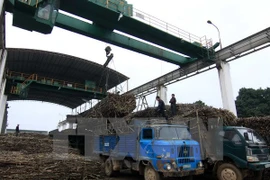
xmin=93 ymin=119 xmax=204 ymax=180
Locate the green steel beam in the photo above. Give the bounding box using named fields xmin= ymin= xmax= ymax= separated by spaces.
xmin=7 ymin=75 xmax=106 ymax=95
xmin=55 ymin=13 xmax=195 ymax=66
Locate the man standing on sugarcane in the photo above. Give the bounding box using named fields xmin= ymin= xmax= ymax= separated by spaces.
xmin=169 ymin=94 xmax=177 ymax=116
xmin=156 ymin=96 xmax=168 ymax=120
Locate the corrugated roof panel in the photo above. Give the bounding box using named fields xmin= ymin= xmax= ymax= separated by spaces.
xmin=6 ymin=48 xmax=129 ymax=108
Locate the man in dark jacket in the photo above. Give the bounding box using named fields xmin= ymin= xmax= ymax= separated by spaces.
xmin=156 ymin=96 xmax=168 ymax=120
xmin=169 ymin=94 xmax=177 ymax=116
xmin=15 ymin=124 xmax=20 ymax=136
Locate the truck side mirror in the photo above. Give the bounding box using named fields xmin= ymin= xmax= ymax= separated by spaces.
xmin=244 ymin=132 xmax=249 ymax=141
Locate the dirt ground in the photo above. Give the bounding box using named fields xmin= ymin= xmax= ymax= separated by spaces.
xmin=1 ymin=133 xmax=267 ymax=180
xmin=0 ymin=133 xmax=213 ymax=180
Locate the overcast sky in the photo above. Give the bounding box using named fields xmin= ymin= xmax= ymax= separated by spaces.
xmin=5 ymin=0 xmax=270 ymax=131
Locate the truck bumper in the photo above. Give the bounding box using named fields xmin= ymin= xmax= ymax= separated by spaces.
xmin=162 ymin=168 xmax=204 ymax=177
xmin=248 ymin=162 xmax=270 ymax=171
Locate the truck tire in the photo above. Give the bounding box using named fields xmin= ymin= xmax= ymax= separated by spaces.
xmin=217 ymin=163 xmax=243 ymax=180
xmin=144 ymin=165 xmax=161 ymax=180
xmin=104 ymin=158 xmax=119 ymax=177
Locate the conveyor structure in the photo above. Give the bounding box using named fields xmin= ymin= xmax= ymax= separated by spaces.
xmin=126 ymin=27 xmax=270 ymax=97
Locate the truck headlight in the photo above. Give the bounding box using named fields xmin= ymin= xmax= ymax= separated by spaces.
xmin=247 ymin=156 xmax=259 ymax=162
xmin=197 ymin=161 xmax=203 ymax=168
xmin=164 ymin=163 xmax=172 ymax=170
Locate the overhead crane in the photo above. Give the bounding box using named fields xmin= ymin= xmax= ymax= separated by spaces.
xmin=5 ymin=0 xmax=217 ymax=66
xmin=0 ymin=0 xmax=217 ymax=134
xmin=0 ymin=0 xmax=269 ymax=130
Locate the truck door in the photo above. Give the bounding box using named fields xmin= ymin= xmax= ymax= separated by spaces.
xmin=139 ymin=128 xmax=154 ymax=158
xmin=223 ymin=130 xmax=246 ymax=164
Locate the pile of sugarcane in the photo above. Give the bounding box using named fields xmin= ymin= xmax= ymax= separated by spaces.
xmin=130 ymin=103 xmax=237 ymax=125
xmin=83 ymin=93 xmax=136 ymax=118
xmin=236 ymin=116 xmax=270 ymax=145
xmin=0 ymin=133 xmax=105 ymax=180
xmin=181 ymin=106 xmax=237 ymax=126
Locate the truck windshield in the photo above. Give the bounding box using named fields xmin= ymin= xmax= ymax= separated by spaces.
xmin=156 ymin=127 xmax=192 ymax=140
xmin=237 ymin=129 xmax=266 ymax=145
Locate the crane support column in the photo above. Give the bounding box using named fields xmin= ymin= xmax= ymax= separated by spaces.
xmin=0 ymin=93 xmax=7 ymax=133
xmin=156 ymin=85 xmax=167 ymax=105
xmin=217 ymin=61 xmax=237 ymax=116
xmin=0 ymin=49 xmax=7 ymax=134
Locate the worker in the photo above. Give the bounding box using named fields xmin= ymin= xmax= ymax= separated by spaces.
xmin=169 ymin=94 xmax=177 ymax=116
xmin=15 ymin=124 xmax=20 ymax=136
xmin=156 ymin=96 xmax=168 ymax=120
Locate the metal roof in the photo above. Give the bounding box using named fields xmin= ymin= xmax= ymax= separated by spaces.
xmin=5 ymin=48 xmax=129 ymax=108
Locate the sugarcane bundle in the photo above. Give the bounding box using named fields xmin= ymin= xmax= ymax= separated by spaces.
xmin=236 ymin=116 xmax=270 ymax=145
xmin=182 ymin=106 xmax=237 ymax=126
xmin=84 ymin=93 xmax=136 ymax=118
xmin=130 ymin=107 xmax=159 ymax=118
xmin=130 ymin=103 xmax=237 ymax=125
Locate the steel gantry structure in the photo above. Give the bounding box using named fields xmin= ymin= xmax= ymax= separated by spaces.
xmin=4 ymin=0 xmax=216 ymax=65
xmin=126 ymin=27 xmax=270 ymax=115
xmin=1 ymin=0 xmax=269 ymax=133
xmin=0 ymin=0 xmax=217 ymax=133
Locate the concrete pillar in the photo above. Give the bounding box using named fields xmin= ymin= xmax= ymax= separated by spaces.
xmin=0 ymin=49 xmax=7 ymax=134
xmin=217 ymin=61 xmax=237 ymax=116
xmin=0 ymin=94 xmax=7 ymax=133
xmin=157 ymin=85 xmax=167 ymax=105
xmin=0 ymin=1 xmax=4 ymax=14
xmin=0 ymin=50 xmax=7 ymax=87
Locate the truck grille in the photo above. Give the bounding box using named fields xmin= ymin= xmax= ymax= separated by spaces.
xmin=178 ymin=158 xmax=195 ymax=164
xmin=257 ymin=154 xmax=268 ymax=161
xmin=178 ymin=146 xmax=194 ymax=157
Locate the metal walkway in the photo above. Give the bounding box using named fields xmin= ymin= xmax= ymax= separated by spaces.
xmin=126 ymin=27 xmax=270 ymax=97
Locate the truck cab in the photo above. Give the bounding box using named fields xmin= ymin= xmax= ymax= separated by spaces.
xmin=138 ymin=121 xmax=204 ymax=179
xmin=213 ymin=126 xmax=270 ymax=180
xmin=94 ymin=119 xmax=204 ymax=180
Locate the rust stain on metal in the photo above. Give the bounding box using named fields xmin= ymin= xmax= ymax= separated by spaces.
xmin=157 ymin=160 xmax=163 ymax=170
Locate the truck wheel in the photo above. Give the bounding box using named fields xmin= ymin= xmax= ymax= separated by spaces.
xmin=144 ymin=165 xmax=161 ymax=180
xmin=104 ymin=158 xmax=118 ymax=177
xmin=217 ymin=163 xmax=243 ymax=180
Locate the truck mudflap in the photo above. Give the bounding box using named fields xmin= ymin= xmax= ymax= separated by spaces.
xmin=248 ymin=162 xmax=270 ymax=171
xmin=162 ymin=168 xmax=204 ymax=177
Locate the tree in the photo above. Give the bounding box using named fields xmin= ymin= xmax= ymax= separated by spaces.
xmin=194 ymin=100 xmax=206 ymax=107
xmin=235 ymin=87 xmax=270 ymax=117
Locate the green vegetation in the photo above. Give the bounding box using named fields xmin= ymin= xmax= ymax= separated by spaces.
xmin=236 ymin=88 xmax=270 ymax=117
xmin=193 ymin=100 xmax=206 ymax=107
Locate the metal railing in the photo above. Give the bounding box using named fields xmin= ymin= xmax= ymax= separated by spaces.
xmin=132 ymin=8 xmax=213 ymax=48
xmin=7 ymin=71 xmax=103 ymax=93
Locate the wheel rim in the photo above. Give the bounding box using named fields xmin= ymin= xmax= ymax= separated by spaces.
xmin=145 ymin=167 xmax=156 ymax=180
xmin=221 ymin=168 xmax=237 ymax=180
